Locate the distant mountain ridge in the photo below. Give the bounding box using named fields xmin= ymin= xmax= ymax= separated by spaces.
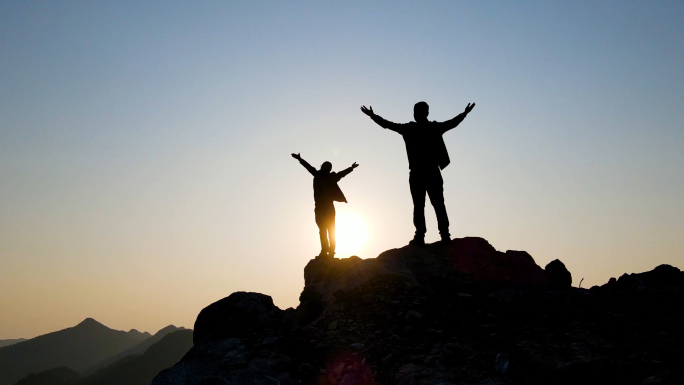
xmin=15 ymin=367 xmax=80 ymax=385
xmin=80 ymin=330 xmax=193 ymax=385
xmin=85 ymin=325 xmax=186 ymax=374
xmin=14 ymin=330 xmax=194 ymax=385
xmin=0 ymin=339 xmax=26 ymax=349
xmin=0 ymin=318 xmax=150 ymax=385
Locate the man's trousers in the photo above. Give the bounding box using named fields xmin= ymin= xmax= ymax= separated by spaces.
xmin=409 ymin=168 xmax=449 ymax=239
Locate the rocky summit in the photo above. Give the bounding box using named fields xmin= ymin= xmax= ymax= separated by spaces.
xmin=153 ymin=237 xmax=684 ymax=385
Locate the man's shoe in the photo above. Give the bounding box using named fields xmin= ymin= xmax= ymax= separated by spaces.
xmin=409 ymin=237 xmax=425 ymax=247
xmin=439 ymin=234 xmax=451 ymax=246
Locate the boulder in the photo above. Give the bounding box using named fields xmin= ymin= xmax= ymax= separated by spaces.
xmin=193 ymin=292 xmax=282 ymax=344
xmin=545 ymin=259 xmax=572 ymax=289
xmin=298 ymin=255 xmax=364 ymax=325
xmin=448 ymin=237 xmax=551 ymax=290
xmin=298 ymin=253 xmax=420 ymax=326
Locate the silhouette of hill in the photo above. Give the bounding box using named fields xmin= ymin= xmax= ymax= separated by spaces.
xmin=14 ymin=367 xmax=79 ymax=385
xmin=79 ymin=329 xmax=193 ymax=385
xmin=12 ymin=330 xmax=193 ymax=385
xmin=153 ymin=237 xmax=684 ymax=385
xmin=84 ymin=325 xmax=186 ymax=374
xmin=0 ymin=339 xmax=26 ymax=349
xmin=0 ymin=318 xmax=150 ymax=385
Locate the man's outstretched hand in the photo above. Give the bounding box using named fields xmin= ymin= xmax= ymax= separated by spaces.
xmin=291 ymin=153 xmax=301 ymax=160
xmin=464 ymin=102 xmax=476 ymax=114
xmin=360 ymin=105 xmax=375 ymax=117
xmin=351 ymin=162 xmax=359 ymax=169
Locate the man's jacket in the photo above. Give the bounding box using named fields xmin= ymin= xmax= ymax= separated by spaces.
xmin=371 ymin=112 xmax=467 ymax=170
xmin=298 ymin=160 xmax=353 ymax=206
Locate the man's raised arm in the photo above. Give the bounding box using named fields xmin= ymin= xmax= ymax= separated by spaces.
xmin=360 ymin=105 xmax=407 ymax=135
xmin=335 ymin=162 xmax=359 ymax=181
xmin=291 ymin=153 xmax=317 ymax=176
xmin=438 ymin=102 xmax=476 ymax=134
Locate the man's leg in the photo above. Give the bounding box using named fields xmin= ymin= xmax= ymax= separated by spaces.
xmin=315 ymin=209 xmax=329 ymax=256
xmin=409 ymin=171 xmax=427 ymax=243
xmin=426 ymin=170 xmax=450 ymax=241
xmin=328 ymin=213 xmax=336 ymax=256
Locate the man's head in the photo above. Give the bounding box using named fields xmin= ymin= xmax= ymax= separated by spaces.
xmin=414 ymin=101 xmax=429 ymax=121
xmin=320 ymin=161 xmax=332 ymax=173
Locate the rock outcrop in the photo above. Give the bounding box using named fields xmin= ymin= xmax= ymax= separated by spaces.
xmin=153 ymin=238 xmax=684 ymax=385
xmin=544 ymin=259 xmax=572 ymax=289
xmin=593 ymin=263 xmax=684 ymax=293
xmin=193 ymin=292 xmax=284 ymax=345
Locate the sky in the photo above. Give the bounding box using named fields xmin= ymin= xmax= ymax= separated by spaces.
xmin=1 ymin=1 xmax=683 ymax=339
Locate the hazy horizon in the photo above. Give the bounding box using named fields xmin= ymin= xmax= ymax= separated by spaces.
xmin=2 ymin=1 xmax=683 ymax=339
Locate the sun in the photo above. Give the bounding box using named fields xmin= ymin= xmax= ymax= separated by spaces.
xmin=334 ymin=208 xmax=370 ymax=257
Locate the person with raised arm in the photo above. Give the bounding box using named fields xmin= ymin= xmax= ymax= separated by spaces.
xmin=292 ymin=153 xmax=359 ymax=258
xmin=360 ymin=101 xmax=475 ymax=246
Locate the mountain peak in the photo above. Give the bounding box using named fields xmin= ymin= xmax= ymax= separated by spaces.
xmin=155 ymin=325 xmax=186 ymax=337
xmin=76 ymin=318 xmax=105 ymax=328
xmin=0 ymin=317 xmax=151 ymax=385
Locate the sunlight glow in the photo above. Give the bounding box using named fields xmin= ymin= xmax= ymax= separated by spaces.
xmin=334 ymin=208 xmax=370 ymax=257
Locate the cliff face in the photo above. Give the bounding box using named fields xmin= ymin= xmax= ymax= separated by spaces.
xmin=153 ymin=238 xmax=684 ymax=385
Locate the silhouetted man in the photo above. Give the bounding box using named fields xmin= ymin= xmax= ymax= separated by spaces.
xmin=292 ymin=153 xmax=359 ymax=258
xmin=361 ymin=101 xmax=475 ymax=246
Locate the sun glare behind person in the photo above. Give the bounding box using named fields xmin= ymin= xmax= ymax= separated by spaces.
xmin=334 ymin=208 xmax=370 ymax=257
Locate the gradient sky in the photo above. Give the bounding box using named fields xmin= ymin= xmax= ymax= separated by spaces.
xmin=1 ymin=1 xmax=683 ymax=339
